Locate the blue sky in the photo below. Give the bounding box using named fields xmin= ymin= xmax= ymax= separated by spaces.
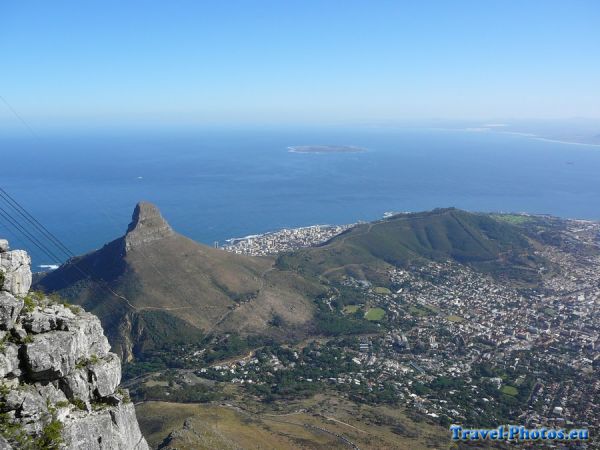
xmin=1 ymin=0 xmax=599 ymax=126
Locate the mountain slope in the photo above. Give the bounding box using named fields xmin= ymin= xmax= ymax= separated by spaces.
xmin=36 ymin=206 xmax=542 ymax=361
xmin=277 ymin=208 xmax=541 ymax=283
xmin=35 ymin=202 xmax=322 ymax=361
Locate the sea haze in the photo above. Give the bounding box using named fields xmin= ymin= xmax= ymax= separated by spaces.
xmin=1 ymin=126 xmax=600 ymax=268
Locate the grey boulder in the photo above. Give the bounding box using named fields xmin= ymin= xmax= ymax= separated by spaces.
xmin=62 ymin=401 xmax=149 ymax=450
xmin=89 ymin=353 xmax=121 ymax=398
xmin=0 ymin=249 xmax=32 ymax=296
xmin=60 ymin=367 xmax=92 ymax=402
xmin=0 ymin=342 xmax=20 ymax=378
xmin=22 ymin=304 xmax=76 ymax=334
xmin=24 ymin=313 xmax=110 ymax=381
xmin=0 ymin=292 xmax=23 ymax=330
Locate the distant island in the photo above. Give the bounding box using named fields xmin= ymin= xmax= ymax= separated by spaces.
xmin=288 ymin=145 xmax=366 ymax=153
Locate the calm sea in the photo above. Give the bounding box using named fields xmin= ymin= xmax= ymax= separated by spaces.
xmin=1 ymin=126 xmax=599 ymax=268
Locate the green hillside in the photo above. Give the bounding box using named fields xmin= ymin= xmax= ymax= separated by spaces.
xmin=277 ymin=208 xmax=540 ymax=283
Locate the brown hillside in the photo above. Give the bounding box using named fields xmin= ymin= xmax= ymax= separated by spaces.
xmin=35 ymin=202 xmax=322 ymax=361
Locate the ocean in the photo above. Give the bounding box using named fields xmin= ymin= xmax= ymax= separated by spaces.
xmin=1 ymin=126 xmax=599 ymax=268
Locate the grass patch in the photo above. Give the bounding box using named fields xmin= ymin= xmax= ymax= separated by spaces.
xmin=408 ymin=305 xmax=433 ymax=317
xmin=446 ymin=315 xmax=464 ymax=323
xmin=373 ymin=287 xmax=392 ymax=295
xmin=342 ymin=305 xmax=360 ymax=314
xmin=364 ymin=307 xmax=385 ymax=321
xmin=37 ymin=419 xmax=64 ymax=449
xmin=70 ymin=398 xmax=87 ymax=410
xmin=75 ymin=354 xmax=99 ymax=369
xmin=23 ymin=295 xmax=37 ymax=313
xmin=500 ymin=385 xmax=518 ymax=396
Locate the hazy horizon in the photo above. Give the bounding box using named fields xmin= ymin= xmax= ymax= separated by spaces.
xmin=2 ymin=1 xmax=599 ymax=129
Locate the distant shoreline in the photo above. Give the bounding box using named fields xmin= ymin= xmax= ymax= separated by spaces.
xmin=288 ymin=145 xmax=366 ymax=153
xmin=457 ymin=127 xmax=600 ymax=148
xmin=531 ymin=136 xmax=600 ymax=148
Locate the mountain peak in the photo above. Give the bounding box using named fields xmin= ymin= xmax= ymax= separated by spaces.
xmin=125 ymin=201 xmax=174 ymax=251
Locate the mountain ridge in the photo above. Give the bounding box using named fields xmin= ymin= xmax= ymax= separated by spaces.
xmin=36 ymin=202 xmax=323 ymax=361
xmin=277 ymin=207 xmax=541 ymax=284
xmin=36 ymin=204 xmax=543 ymax=363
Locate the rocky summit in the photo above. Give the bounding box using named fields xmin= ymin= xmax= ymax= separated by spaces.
xmin=125 ymin=201 xmax=174 ymax=252
xmin=0 ymin=240 xmax=148 ymax=449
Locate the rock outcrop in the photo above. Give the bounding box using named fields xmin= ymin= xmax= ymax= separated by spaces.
xmin=0 ymin=240 xmax=148 ymax=449
xmin=124 ymin=201 xmax=174 ymax=252
xmin=0 ymin=242 xmax=32 ymax=297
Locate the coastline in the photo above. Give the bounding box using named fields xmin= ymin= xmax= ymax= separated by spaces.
xmin=531 ymin=136 xmax=600 ymax=148
xmin=224 ymin=224 xmax=344 ymax=244
xmin=458 ymin=127 xmax=600 ymax=148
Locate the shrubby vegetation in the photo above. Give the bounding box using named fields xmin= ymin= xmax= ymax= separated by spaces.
xmin=123 ymin=334 xmax=274 ymax=379
xmin=315 ymin=310 xmax=379 ymax=336
xmin=203 ymin=334 xmax=272 ymax=363
xmin=132 ymin=382 xmax=223 ymax=403
xmin=0 ymin=409 xmax=63 ymax=449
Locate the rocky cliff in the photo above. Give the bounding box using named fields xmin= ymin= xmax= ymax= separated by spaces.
xmin=124 ymin=202 xmax=174 ymax=252
xmin=0 ymin=240 xmax=148 ymax=449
